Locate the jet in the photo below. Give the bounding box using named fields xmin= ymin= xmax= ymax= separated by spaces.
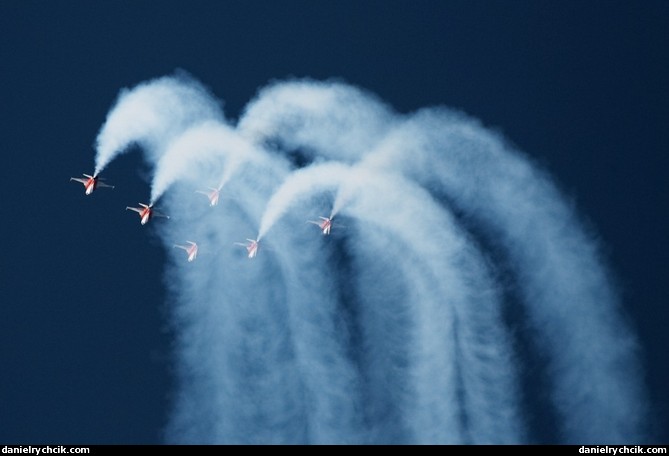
xmin=126 ymin=203 xmax=169 ymax=225
xmin=196 ymin=185 xmax=223 ymax=206
xmin=70 ymin=173 xmax=114 ymax=195
xmin=308 ymin=216 xmax=333 ymax=235
xmin=174 ymin=241 xmax=198 ymax=262
xmin=235 ymin=238 xmax=259 ymax=259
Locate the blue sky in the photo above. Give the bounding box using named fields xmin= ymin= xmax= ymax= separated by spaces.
xmin=0 ymin=1 xmax=666 ymax=443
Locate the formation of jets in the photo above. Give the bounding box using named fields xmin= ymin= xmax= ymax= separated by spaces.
xmin=72 ymin=171 xmax=340 ymax=260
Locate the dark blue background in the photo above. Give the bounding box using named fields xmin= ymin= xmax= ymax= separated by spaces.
xmin=1 ymin=1 xmax=666 ymax=443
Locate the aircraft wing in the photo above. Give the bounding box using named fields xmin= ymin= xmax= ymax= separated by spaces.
xmin=70 ymin=177 xmax=87 ymax=184
xmin=126 ymin=206 xmax=142 ymax=214
xmin=153 ymin=210 xmax=170 ymax=219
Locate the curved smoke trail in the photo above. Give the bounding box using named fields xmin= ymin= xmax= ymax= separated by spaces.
xmin=92 ymin=75 xmax=647 ymax=443
xmin=150 ymin=120 xmax=269 ymax=205
xmin=94 ymin=72 xmax=223 ymax=176
xmin=361 ymin=109 xmax=647 ymax=442
xmin=238 ymin=79 xmax=396 ymax=163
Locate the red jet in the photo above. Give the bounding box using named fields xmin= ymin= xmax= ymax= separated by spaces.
xmin=308 ymin=216 xmax=333 ymax=235
xmin=126 ymin=203 xmax=169 ymax=225
xmin=235 ymin=238 xmax=259 ymax=259
xmin=70 ymin=173 xmax=114 ymax=195
xmin=174 ymin=241 xmax=198 ymax=262
xmin=196 ymin=185 xmax=222 ymax=206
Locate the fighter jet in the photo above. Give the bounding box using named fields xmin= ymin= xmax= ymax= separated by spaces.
xmin=308 ymin=216 xmax=334 ymax=235
xmin=174 ymin=241 xmax=198 ymax=262
xmin=126 ymin=203 xmax=169 ymax=225
xmin=70 ymin=173 xmax=114 ymax=195
xmin=235 ymin=238 xmax=259 ymax=259
xmin=196 ymin=185 xmax=223 ymax=206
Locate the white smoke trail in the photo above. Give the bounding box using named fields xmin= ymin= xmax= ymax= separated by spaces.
xmin=334 ymin=168 xmax=523 ymax=443
xmin=362 ymin=108 xmax=647 ymax=442
xmin=257 ymin=162 xmax=350 ymax=240
xmin=150 ymin=120 xmax=268 ymax=204
xmin=238 ymin=79 xmax=396 ymax=163
xmin=161 ymin=147 xmax=299 ymax=443
xmin=253 ymin=160 xmax=524 ymax=442
xmin=240 ymin=82 xmax=648 ymax=442
xmin=90 ymin=74 xmax=648 ymax=443
xmin=262 ymin=209 xmax=365 ymax=443
xmin=94 ymin=72 xmax=223 ymax=176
